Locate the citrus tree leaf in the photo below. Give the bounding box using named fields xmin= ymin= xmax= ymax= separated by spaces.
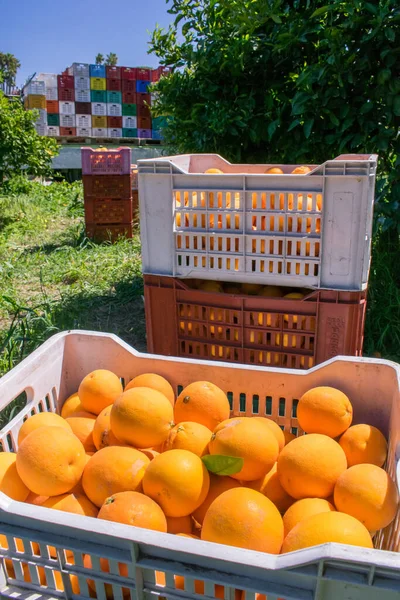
xmin=202 ymin=454 xmax=244 ymax=476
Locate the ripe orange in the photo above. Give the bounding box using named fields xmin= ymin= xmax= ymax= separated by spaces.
xmin=141 ymin=448 xmax=160 ymax=461
xmin=265 ymin=167 xmax=284 ymax=174
xmin=291 ymin=166 xmax=311 ymax=174
xmin=0 ymin=453 xmax=30 ymax=501
xmin=61 ymin=392 xmax=83 ymax=419
xmin=166 ymin=515 xmax=194 ymax=534
xmin=93 ymin=406 xmax=125 ymax=450
xmin=205 ymin=168 xmax=223 ymax=174
xmin=110 ymin=387 xmax=174 ymax=448
xmin=202 ymin=487 xmax=284 ymax=554
xmin=283 ymin=498 xmax=335 ymax=537
xmin=248 ymin=463 xmax=294 ymax=513
xmin=198 ymin=281 xmax=224 ymax=293
xmin=41 ymin=491 xmax=98 ymax=518
xmin=98 ymin=491 xmax=167 ymax=532
xmin=339 ymin=424 xmax=387 ymax=467
xmin=174 ymin=381 xmax=230 ymax=431
xmin=25 ymin=491 xmax=48 ymax=505
xmin=209 ymin=417 xmax=279 ymax=481
xmin=66 ymin=412 xmax=97 ymax=453
xmin=283 ymin=431 xmax=296 ymax=445
xmin=82 ymin=446 xmax=149 ymax=508
xmin=163 ymin=421 xmax=212 ymax=457
xmin=16 ymin=426 xmax=86 ymax=496
xmin=241 ymin=283 xmax=263 ymax=295
xmin=18 ymin=412 xmax=72 ymax=446
xmin=125 ymin=373 xmax=175 ymax=406
xmin=297 ymin=386 xmax=353 ymax=438
xmin=224 ymin=284 xmax=242 ymax=294
xmin=281 ymin=511 xmax=373 ymax=553
xmin=277 ymin=434 xmax=347 ymax=499
xmin=78 ymin=369 xmax=123 ymax=415
xmin=252 ymin=417 xmax=285 ymax=451
xmin=192 ymin=473 xmax=240 ymax=525
xmin=334 ymin=464 xmax=399 ymax=531
xmin=143 ymin=449 xmax=210 ymax=517
xmin=259 ymin=286 xmax=284 ymax=298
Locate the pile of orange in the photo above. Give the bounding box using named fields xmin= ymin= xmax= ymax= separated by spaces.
xmin=0 ymin=371 xmax=398 ymax=593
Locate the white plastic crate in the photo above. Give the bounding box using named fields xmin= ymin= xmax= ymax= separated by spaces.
xmin=60 ymin=114 xmax=76 ymax=128
xmin=138 ymin=154 xmax=378 ymax=291
xmin=76 ymin=114 xmax=91 ymax=128
xmin=75 ymin=88 xmax=90 ymax=103
xmin=123 ymin=115 xmax=137 ymax=128
xmin=34 ymin=109 xmax=47 ymax=125
xmin=24 ymin=80 xmax=45 ymax=95
xmin=74 ymin=76 xmax=90 ymax=90
xmin=45 ymin=86 xmax=58 ymax=100
xmin=92 ymin=127 xmax=107 ymax=137
xmin=0 ymin=331 xmax=398 ymax=600
xmin=77 ymin=127 xmax=92 ymax=137
xmin=91 ymin=102 xmax=107 ymax=116
xmin=108 ymin=127 xmax=122 ymax=138
xmin=37 ymin=72 xmax=58 ymax=88
xmin=70 ymin=62 xmax=90 ymax=77
xmin=107 ymin=102 xmax=122 ymax=117
xmin=59 ymin=101 xmax=75 ymax=115
xmin=34 ymin=123 xmax=47 ymax=136
xmin=46 ymin=126 xmax=59 ymax=137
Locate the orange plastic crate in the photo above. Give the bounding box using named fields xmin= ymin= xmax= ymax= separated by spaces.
xmin=84 ymin=198 xmax=133 ymax=224
xmin=85 ymin=222 xmax=133 ymax=241
xmin=82 ymin=174 xmax=132 ymax=199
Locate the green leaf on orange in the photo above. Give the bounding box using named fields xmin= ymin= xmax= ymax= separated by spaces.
xmin=202 ymin=455 xmax=244 ymax=476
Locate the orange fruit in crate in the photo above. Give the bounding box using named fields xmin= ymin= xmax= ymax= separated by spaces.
xmin=198 ymin=281 xmax=224 ymax=293
xmin=277 ymin=433 xmax=347 ymax=499
xmin=282 ymin=498 xmax=336 ymax=536
xmin=291 ymin=166 xmax=311 ymax=174
xmin=174 ymin=381 xmax=230 ymax=431
xmin=61 ymin=392 xmax=84 ymax=419
xmin=297 ymin=386 xmax=353 ymax=438
xmin=0 ymin=453 xmax=30 ymax=501
xmin=241 ymin=283 xmax=264 ymax=295
xmin=110 ymin=387 xmax=174 ymax=448
xmin=82 ymin=446 xmax=149 ymax=508
xmin=84 ymin=555 xmax=130 ymax=599
xmin=334 ymin=464 xmax=399 ymax=532
xmin=16 ymin=426 xmax=86 ymax=496
xmin=265 ymin=167 xmax=283 ymax=174
xmin=143 ymin=449 xmax=210 ymax=517
xmin=163 ymin=421 xmax=212 ymax=457
xmin=202 ymin=487 xmax=284 ymax=554
xmin=98 ymin=491 xmax=167 ymax=532
xmin=248 ymin=463 xmax=294 ymax=513
xmin=209 ymin=417 xmax=279 ymax=481
xmin=42 ymin=491 xmax=98 ymax=517
xmin=25 ymin=491 xmax=48 ymax=505
xmin=252 ymin=417 xmax=285 ymax=451
xmin=66 ymin=412 xmax=97 ymax=453
xmin=281 ymin=511 xmax=373 ymax=553
xmin=192 ymin=473 xmax=240 ymax=526
xmin=224 ymin=284 xmax=242 ymax=294
xmin=18 ymin=412 xmax=72 ymax=445
xmin=78 ymin=369 xmax=123 ymax=415
xmin=338 ymin=424 xmax=387 ymax=467
xmin=93 ymin=406 xmax=125 ymax=450
xmin=259 ymin=286 xmax=284 ymax=298
xmin=141 ymin=448 xmax=160 ymax=461
xmin=166 ymin=515 xmax=194 ymax=534
xmin=283 ymin=431 xmax=296 ymax=445
xmin=205 ymin=168 xmax=223 ymax=174
xmin=125 ymin=373 xmax=175 ymax=406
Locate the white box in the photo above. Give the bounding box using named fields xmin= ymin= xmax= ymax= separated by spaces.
xmin=35 ymin=109 xmax=47 ymax=125
xmin=37 ymin=73 xmax=58 ymax=87
xmin=123 ymin=115 xmax=137 ymax=128
xmin=74 ymin=76 xmax=90 ymax=90
xmin=107 ymin=102 xmax=122 ymax=116
xmin=91 ymin=102 xmax=107 ymax=116
xmin=45 ymin=87 xmax=58 ymax=101
xmin=47 ymin=126 xmax=60 ymax=136
xmin=92 ymin=127 xmax=107 ymax=137
xmin=77 ymin=127 xmax=92 ymax=137
xmin=59 ymin=101 xmax=75 ymax=115
xmin=34 ymin=123 xmax=47 ymax=136
xmin=60 ymin=114 xmax=76 ymax=127
xmin=24 ymin=80 xmax=45 ymax=95
xmin=108 ymin=128 xmax=122 ymax=138
xmin=70 ymin=62 xmax=90 ymax=77
xmin=75 ymin=88 xmax=90 ymax=103
xmin=76 ymin=114 xmax=91 ymax=128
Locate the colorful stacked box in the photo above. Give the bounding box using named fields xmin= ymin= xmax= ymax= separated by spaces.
xmin=23 ymin=80 xmax=47 ymax=135
xmin=82 ymin=147 xmax=134 ymax=241
xmin=71 ymin=63 xmax=92 ymax=137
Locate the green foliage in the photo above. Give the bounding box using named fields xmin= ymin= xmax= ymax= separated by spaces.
xmin=95 ymin=53 xmax=105 ymax=65
xmin=150 ymin=0 xmax=400 ymax=230
xmin=106 ymin=53 xmax=118 ymax=66
xmin=0 ymin=92 xmax=59 ymax=181
xmin=0 ymin=52 xmax=21 ymax=91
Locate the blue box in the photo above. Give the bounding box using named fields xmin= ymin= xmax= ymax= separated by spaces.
xmin=90 ymin=64 xmax=106 ymax=78
xmin=152 ymin=130 xmax=164 ymax=140
xmin=136 ymin=80 xmax=151 ymax=93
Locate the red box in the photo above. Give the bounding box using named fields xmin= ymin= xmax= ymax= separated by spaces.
xmin=121 ymin=79 xmax=136 ymax=93
xmin=106 ymin=66 xmax=121 ymax=79
xmin=46 ymin=100 xmax=59 ymax=114
xmin=82 ymin=174 xmax=132 ymax=199
xmin=137 ymin=104 xmax=151 ymax=118
xmin=75 ymin=102 xmax=91 ymax=115
xmin=137 ymin=68 xmax=151 ymax=80
xmin=107 ymin=78 xmax=122 ymax=92
xmin=59 ymin=127 xmax=77 ymax=137
xmin=84 ymin=197 xmax=133 ymax=224
xmin=107 ymin=116 xmax=123 ymax=128
xmin=81 ymin=147 xmax=131 ymax=175
xmin=86 ymin=222 xmax=133 ymax=242
xmin=151 ymin=66 xmax=171 ymax=82
xmin=121 ymin=67 xmax=137 ymax=80
xmin=57 ymin=75 xmax=74 ymax=89
xmin=58 ymin=88 xmax=75 ymax=102
xmin=137 ymin=93 xmax=151 ymax=107
xmin=122 ymin=91 xmax=136 ymax=104
xmin=137 ymin=116 xmax=152 ymax=129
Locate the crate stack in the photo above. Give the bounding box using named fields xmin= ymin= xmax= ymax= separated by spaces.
xmin=71 ymin=63 xmax=92 ymax=137
xmin=23 ymin=80 xmax=47 ymax=135
xmin=82 ymin=147 xmax=134 ymax=241
xmin=42 ymin=73 xmax=60 ymax=136
xmin=138 ymin=153 xmax=378 ymax=370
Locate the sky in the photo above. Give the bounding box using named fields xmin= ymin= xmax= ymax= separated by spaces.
xmin=0 ymin=0 xmax=175 ymax=86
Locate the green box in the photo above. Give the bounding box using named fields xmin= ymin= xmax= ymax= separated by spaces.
xmin=90 ymin=90 xmax=107 ymax=103
xmin=106 ymin=91 xmax=122 ymax=104
xmin=122 ymin=103 xmax=137 ymax=116
xmin=123 ymin=128 xmax=138 ymax=138
xmin=47 ymin=113 xmax=60 ymax=126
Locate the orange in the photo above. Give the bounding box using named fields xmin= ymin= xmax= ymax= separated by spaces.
xmin=141 ymin=448 xmax=160 ymax=461
xmin=166 ymin=515 xmax=194 ymax=534
xmin=209 ymin=417 xmax=279 ymax=481
xmin=41 ymin=491 xmax=98 ymax=518
xmin=16 ymin=426 xmax=86 ymax=496
xmin=84 ymin=555 xmax=130 ymax=599
xmin=205 ymin=168 xmax=223 ymax=174
xmin=334 ymin=464 xmax=399 ymax=532
xmin=281 ymin=511 xmax=373 ymax=553
xmin=110 ymin=387 xmax=174 ymax=448
xmin=283 ymin=431 xmax=296 ymax=445
xmin=60 ymin=392 xmax=83 ymax=419
xmin=0 ymin=452 xmax=30 ymax=501
xmin=291 ymin=166 xmax=311 ymax=174
xmin=66 ymin=412 xmax=97 ymax=453
xmin=143 ymin=449 xmax=210 ymax=517
xmin=25 ymin=491 xmax=48 ymax=505
xmin=339 ymin=424 xmax=387 ymax=467
xmin=82 ymin=446 xmax=149 ymax=507
xmin=265 ymin=167 xmax=283 ymax=174
xmin=252 ymin=417 xmax=285 ymax=451
xmin=198 ymin=281 xmax=224 ymax=293
xmin=192 ymin=473 xmax=240 ymax=525
xmin=125 ymin=373 xmax=175 ymax=406
xmin=174 ymin=381 xmax=230 ymax=431
xmin=277 ymin=433 xmax=347 ymax=499
xmin=241 ymin=283 xmax=264 ymax=295
xmin=93 ymin=406 xmax=125 ymax=450
xmin=297 ymin=386 xmax=353 ymax=438
xmin=248 ymin=463 xmax=294 ymax=513
xmin=18 ymin=412 xmax=72 ymax=446
xmin=202 ymin=487 xmax=284 ymax=554
xmin=283 ymin=498 xmax=336 ymax=537
xmin=78 ymin=369 xmax=123 ymax=415
xmin=98 ymin=491 xmax=167 ymax=532
xmin=163 ymin=421 xmax=212 ymax=457
xmin=259 ymin=286 xmax=284 ymax=298
xmin=224 ymin=284 xmax=242 ymax=294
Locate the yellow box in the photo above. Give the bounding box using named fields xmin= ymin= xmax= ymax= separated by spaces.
xmin=24 ymin=95 xmax=46 ymax=109
xmin=90 ymin=77 xmax=106 ymax=91
xmin=92 ymin=115 xmax=107 ymax=128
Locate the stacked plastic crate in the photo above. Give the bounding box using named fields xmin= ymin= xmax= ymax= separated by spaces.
xmin=121 ymin=67 xmax=137 ymax=137
xmin=58 ymin=71 xmax=76 ymax=137
xmin=42 ymin=73 xmax=60 ymax=137
xmin=136 ymin=68 xmax=152 ymax=138
xmin=23 ymin=80 xmax=47 ymax=135
xmin=82 ymin=147 xmax=134 ymax=241
xmin=105 ymin=66 xmax=122 ymax=139
xmin=90 ymin=64 xmax=107 ymax=137
xmin=138 ymin=153 xmax=378 ymax=369
xmin=70 ymin=63 xmax=92 ymax=137
xmin=150 ymin=67 xmax=171 ymax=140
